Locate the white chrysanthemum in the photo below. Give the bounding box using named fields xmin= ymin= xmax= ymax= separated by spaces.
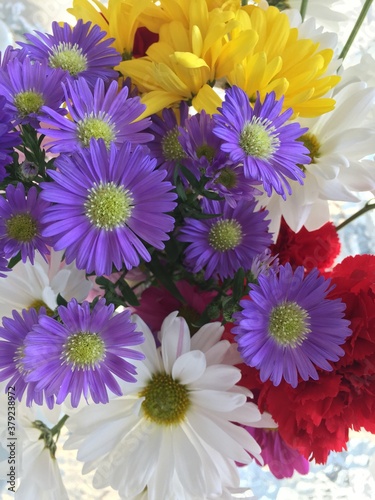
xmin=286 ymin=0 xmax=349 ymax=32
xmin=0 ymin=249 xmax=92 ymax=322
xmin=64 ymin=312 xmax=266 ymax=500
xmin=259 ymin=81 xmax=375 ymax=235
xmin=0 ymin=395 xmax=68 ymax=499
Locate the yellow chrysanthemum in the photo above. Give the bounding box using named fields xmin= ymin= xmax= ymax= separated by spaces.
xmin=118 ymin=0 xmax=257 ymax=116
xmin=68 ymin=0 xmax=160 ymax=57
xmin=227 ymin=5 xmax=341 ymax=117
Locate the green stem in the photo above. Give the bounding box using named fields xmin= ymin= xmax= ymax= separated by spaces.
xmin=339 ymin=0 xmax=374 ymax=61
xmin=336 ymin=199 xmax=375 ymax=231
xmin=50 ymin=414 xmax=69 ymax=438
xmin=300 ymin=0 xmax=309 ymax=21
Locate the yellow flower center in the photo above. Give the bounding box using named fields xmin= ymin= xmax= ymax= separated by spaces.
xmin=6 ymin=213 xmax=37 ymax=242
xmin=14 ymin=91 xmax=44 ymax=117
xmin=268 ymin=301 xmax=311 ymax=347
xmin=196 ymin=144 xmax=216 ymax=163
xmin=140 ymin=373 xmax=190 ymax=425
xmin=28 ymin=299 xmax=55 ymax=317
xmin=299 ymin=132 xmax=321 ymax=166
xmin=84 ymin=182 xmax=134 ymax=230
xmin=161 ymin=128 xmax=186 ymax=161
xmin=239 ymin=117 xmax=279 ymax=159
xmin=209 ymin=219 xmax=243 ymax=251
xmin=215 ymin=167 xmax=238 ymax=189
xmin=77 ymin=114 xmax=116 ymax=148
xmin=49 ymin=42 xmax=87 ymax=75
xmin=64 ymin=332 xmax=105 ymax=368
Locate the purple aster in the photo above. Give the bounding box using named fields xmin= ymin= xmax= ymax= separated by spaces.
xmin=0 ymin=183 xmax=51 ymax=264
xmin=147 ymin=102 xmax=189 ymax=181
xmin=38 ymin=77 xmax=153 ymax=153
xmin=205 ymin=163 xmax=262 ymax=208
xmin=40 ymin=139 xmax=177 ymax=276
xmin=0 ymin=307 xmax=54 ymax=408
xmin=232 ymin=263 xmax=352 ymax=388
xmin=213 ymin=86 xmax=311 ymax=199
xmin=247 ymin=427 xmax=309 ymax=479
xmin=178 ymin=198 xmax=272 ymax=280
xmin=18 ymin=20 xmax=121 ymax=87
xmin=0 ymin=96 xmax=21 ymax=181
xmin=0 ymin=57 xmax=66 ymax=126
xmin=23 ymin=298 xmax=145 ymax=407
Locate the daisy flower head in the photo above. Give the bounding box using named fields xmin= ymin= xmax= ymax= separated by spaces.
xmin=0 ymin=57 xmax=66 ymax=126
xmin=40 ymin=139 xmax=177 ymax=276
xmin=0 ymin=248 xmax=92 ymax=323
xmin=23 ymin=298 xmax=145 ymax=407
xmin=0 ymin=307 xmax=54 ymax=408
xmin=0 ymin=95 xmax=21 ymax=181
xmin=232 ymin=263 xmax=352 ymax=388
xmin=38 ymin=77 xmax=153 ymax=153
xmin=19 ymin=20 xmax=121 ymax=87
xmin=0 ymin=183 xmax=51 ymax=264
xmin=64 ymin=312 xmax=264 ymax=499
xmin=213 ymin=86 xmax=310 ymax=199
xmin=178 ymin=198 xmax=272 ymax=280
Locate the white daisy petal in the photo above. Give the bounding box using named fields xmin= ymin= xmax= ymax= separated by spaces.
xmin=172 ymin=350 xmax=206 ymax=384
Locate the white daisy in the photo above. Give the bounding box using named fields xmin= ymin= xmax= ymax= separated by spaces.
xmin=64 ymin=312 xmax=265 ymax=500
xmin=0 ymin=394 xmax=68 ymax=499
xmin=259 ymin=81 xmax=375 ymax=235
xmin=0 ymin=249 xmax=92 ymax=322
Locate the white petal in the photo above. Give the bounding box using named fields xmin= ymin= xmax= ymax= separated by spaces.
xmin=172 ymin=350 xmax=206 ymax=384
xmin=191 ymin=322 xmax=224 ymax=352
xmin=192 ymin=364 xmax=242 ymax=390
xmin=160 ymin=312 xmax=191 ymax=373
xmin=191 ymin=389 xmax=246 ymax=412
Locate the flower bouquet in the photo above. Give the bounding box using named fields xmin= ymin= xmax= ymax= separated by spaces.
xmin=0 ymin=0 xmax=375 ymax=498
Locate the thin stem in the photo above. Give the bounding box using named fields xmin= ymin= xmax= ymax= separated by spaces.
xmin=336 ymin=199 xmax=375 ymax=231
xmin=339 ymin=0 xmax=374 ymax=61
xmin=50 ymin=414 xmax=69 ymax=438
xmin=300 ymin=0 xmax=309 ymax=21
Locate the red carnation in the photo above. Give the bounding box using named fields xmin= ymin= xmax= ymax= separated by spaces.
xmin=270 ymin=218 xmax=341 ymax=272
xmin=247 ymin=254 xmax=375 ymax=464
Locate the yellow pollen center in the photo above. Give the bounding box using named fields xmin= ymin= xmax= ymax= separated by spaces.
xmin=140 ymin=372 xmax=190 ymax=425
xmin=28 ymin=299 xmax=55 ymax=317
xmin=300 ymin=132 xmax=321 ymax=165
xmin=14 ymin=91 xmax=44 ymax=117
xmin=196 ymin=144 xmax=215 ymax=163
xmin=49 ymin=42 xmax=87 ymax=75
xmin=215 ymin=167 xmax=238 ymax=189
xmin=161 ymin=128 xmax=186 ymax=161
xmin=77 ymin=115 xmax=116 ymax=148
xmin=64 ymin=331 xmax=105 ymax=368
xmin=85 ymin=182 xmax=134 ymax=230
xmin=208 ymin=219 xmax=243 ymax=251
xmin=268 ymin=301 xmax=311 ymax=347
xmin=6 ymin=213 xmax=37 ymax=242
xmin=239 ymin=117 xmax=279 ymax=159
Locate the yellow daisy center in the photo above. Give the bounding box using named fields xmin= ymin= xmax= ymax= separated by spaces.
xmin=84 ymin=182 xmax=134 ymax=230
xmin=6 ymin=213 xmax=37 ymax=242
xmin=300 ymin=132 xmax=321 ymax=165
xmin=28 ymin=299 xmax=55 ymax=317
xmin=140 ymin=373 xmax=190 ymax=425
xmin=239 ymin=117 xmax=279 ymax=159
xmin=64 ymin=331 xmax=105 ymax=368
xmin=77 ymin=114 xmax=116 ymax=148
xmin=14 ymin=91 xmax=44 ymax=117
xmin=209 ymin=219 xmax=243 ymax=251
xmin=49 ymin=42 xmax=87 ymax=75
xmin=268 ymin=301 xmax=311 ymax=347
xmin=196 ymin=144 xmax=216 ymax=163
